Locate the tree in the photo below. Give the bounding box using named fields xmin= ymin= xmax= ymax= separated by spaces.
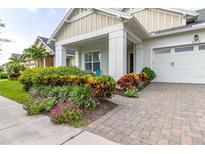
xmin=23 ymin=45 xmax=48 ymax=67
xmin=7 ymin=56 xmax=25 ymax=74
xmin=0 ymin=68 xmax=4 ymax=73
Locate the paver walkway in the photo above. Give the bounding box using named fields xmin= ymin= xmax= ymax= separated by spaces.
xmin=0 ymin=96 xmax=117 ymax=145
xmin=86 ymin=83 xmax=205 ymax=145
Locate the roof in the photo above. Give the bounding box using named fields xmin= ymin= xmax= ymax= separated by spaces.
xmin=121 ymin=8 xmax=199 ymax=17
xmin=150 ymin=9 xmax=205 ymax=36
xmin=161 ymin=8 xmax=199 ymax=16
xmin=196 ymin=9 xmax=205 ymax=23
xmin=35 ymin=36 xmax=55 ymax=53
xmin=11 ymin=53 xmax=22 ymax=58
xmin=48 ymin=8 xmax=133 ymax=43
xmin=35 ymin=36 xmax=75 ymax=56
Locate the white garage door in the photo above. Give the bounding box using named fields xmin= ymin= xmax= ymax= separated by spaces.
xmin=153 ymin=44 xmax=205 ymax=84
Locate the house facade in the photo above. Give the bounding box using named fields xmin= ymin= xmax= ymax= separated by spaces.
xmin=24 ymin=36 xmax=75 ymax=68
xmin=48 ymin=8 xmax=205 ymax=84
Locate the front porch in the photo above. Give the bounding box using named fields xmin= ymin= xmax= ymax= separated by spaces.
xmin=55 ymin=24 xmax=144 ymax=80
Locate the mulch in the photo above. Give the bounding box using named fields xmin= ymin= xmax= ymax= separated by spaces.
xmin=116 ymin=81 xmax=151 ymax=97
xmin=82 ymin=99 xmax=117 ymax=124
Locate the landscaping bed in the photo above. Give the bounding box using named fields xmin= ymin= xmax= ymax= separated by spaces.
xmin=116 ymin=81 xmax=150 ymax=97
xmin=82 ymin=99 xmax=117 ymax=124
xmin=116 ymin=67 xmax=156 ymax=98
xmin=19 ymin=66 xmax=116 ymax=127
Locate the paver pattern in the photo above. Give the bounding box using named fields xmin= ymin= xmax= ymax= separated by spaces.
xmin=86 ymin=83 xmax=205 ymax=145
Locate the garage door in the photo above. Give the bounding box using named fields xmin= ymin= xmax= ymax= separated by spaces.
xmin=153 ymin=44 xmax=205 ymax=84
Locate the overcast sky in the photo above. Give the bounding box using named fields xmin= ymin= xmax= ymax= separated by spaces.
xmin=0 ymin=8 xmax=67 ymax=65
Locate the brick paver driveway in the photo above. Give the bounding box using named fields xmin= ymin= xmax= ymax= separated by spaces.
xmin=86 ymin=83 xmax=205 ymax=145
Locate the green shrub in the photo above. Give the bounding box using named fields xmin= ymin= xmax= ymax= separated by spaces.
xmin=141 ymin=67 xmax=156 ymax=81
xmin=19 ymin=66 xmax=86 ymax=91
xmin=124 ymin=87 xmax=138 ymax=98
xmin=0 ymin=73 xmax=8 ymax=79
xmin=25 ymin=97 xmax=57 ymax=115
xmin=18 ymin=68 xmax=38 ymax=91
xmin=29 ymin=85 xmax=53 ymax=98
xmin=49 ymin=86 xmax=72 ymax=102
xmin=69 ymin=86 xmax=98 ymax=110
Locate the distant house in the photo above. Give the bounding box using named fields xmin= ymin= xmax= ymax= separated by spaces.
xmin=11 ymin=53 xmax=22 ymax=58
xmin=24 ymin=36 xmax=75 ymax=68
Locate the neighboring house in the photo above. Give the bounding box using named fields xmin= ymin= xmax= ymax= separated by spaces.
xmin=0 ymin=63 xmax=7 ymax=72
xmin=24 ymin=36 xmax=75 ymax=68
xmin=47 ymin=8 xmax=205 ymax=84
xmin=10 ymin=53 xmax=22 ymax=59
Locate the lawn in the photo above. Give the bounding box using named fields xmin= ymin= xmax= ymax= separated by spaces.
xmin=0 ymin=79 xmax=31 ymax=104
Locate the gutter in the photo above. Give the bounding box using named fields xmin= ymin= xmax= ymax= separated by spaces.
xmin=150 ymin=23 xmax=205 ymax=38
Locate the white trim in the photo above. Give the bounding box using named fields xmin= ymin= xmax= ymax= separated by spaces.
xmin=48 ymin=8 xmax=74 ymax=44
xmin=37 ymin=37 xmax=55 ymax=53
xmin=48 ymin=8 xmax=131 ymax=44
xmin=56 ymin=23 xmax=124 ymax=46
xmin=126 ymin=8 xmax=198 ymax=17
xmin=151 ymin=23 xmax=205 ymax=37
xmin=69 ymin=10 xmax=94 ymax=23
xmin=84 ymin=50 xmax=101 ymax=72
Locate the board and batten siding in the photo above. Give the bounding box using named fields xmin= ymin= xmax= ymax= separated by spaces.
xmin=132 ymin=9 xmax=184 ymax=32
xmin=57 ymin=12 xmax=121 ymax=41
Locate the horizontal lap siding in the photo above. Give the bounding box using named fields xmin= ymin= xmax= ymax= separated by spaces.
xmin=57 ymin=12 xmax=121 ymax=41
xmin=132 ymin=9 xmax=183 ymax=32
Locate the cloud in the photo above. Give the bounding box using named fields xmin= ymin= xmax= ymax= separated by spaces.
xmin=26 ymin=8 xmax=39 ymax=14
xmin=0 ymin=33 xmax=32 ymax=65
xmin=46 ymin=9 xmax=57 ymax=18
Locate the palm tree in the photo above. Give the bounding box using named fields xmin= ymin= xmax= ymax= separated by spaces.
xmin=23 ymin=45 xmax=48 ymax=67
xmin=7 ymin=56 xmax=25 ymax=74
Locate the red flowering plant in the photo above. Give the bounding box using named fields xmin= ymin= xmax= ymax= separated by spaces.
xmin=139 ymin=72 xmax=149 ymax=81
xmin=117 ymin=73 xmax=140 ymax=90
xmin=50 ymin=100 xmax=83 ymax=125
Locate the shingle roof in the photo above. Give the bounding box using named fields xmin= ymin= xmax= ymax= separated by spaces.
xmin=39 ymin=36 xmax=55 ymax=52
xmin=151 ymin=9 xmax=205 ymax=35
xmin=11 ymin=53 xmax=22 ymax=58
xmin=38 ymin=36 xmax=75 ymax=56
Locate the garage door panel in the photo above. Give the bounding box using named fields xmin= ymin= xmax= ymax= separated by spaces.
xmin=153 ymin=45 xmax=205 ymax=84
xmin=175 ymin=61 xmax=205 ymax=69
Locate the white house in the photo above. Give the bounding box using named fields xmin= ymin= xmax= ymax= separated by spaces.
xmin=48 ymin=8 xmax=205 ymax=84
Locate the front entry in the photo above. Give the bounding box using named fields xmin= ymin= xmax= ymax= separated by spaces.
xmin=127 ymin=40 xmax=134 ymax=73
xmin=128 ymin=53 xmax=134 ymax=73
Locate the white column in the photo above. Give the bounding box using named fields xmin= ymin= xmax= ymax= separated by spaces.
xmin=43 ymin=58 xmax=46 ymax=67
xmin=55 ymin=45 xmax=66 ymax=66
xmin=75 ymin=51 xmax=80 ymax=68
xmin=109 ymin=29 xmax=127 ymax=80
xmin=135 ymin=44 xmax=143 ymax=73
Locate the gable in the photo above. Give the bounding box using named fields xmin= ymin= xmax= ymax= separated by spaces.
xmin=131 ymin=8 xmax=184 ymax=32
xmin=34 ymin=37 xmax=53 ymax=53
xmin=56 ymin=10 xmax=122 ymax=42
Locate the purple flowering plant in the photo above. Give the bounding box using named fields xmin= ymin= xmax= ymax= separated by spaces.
xmin=50 ymin=100 xmax=83 ymax=124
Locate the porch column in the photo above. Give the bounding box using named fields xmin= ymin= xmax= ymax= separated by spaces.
xmin=109 ymin=29 xmax=127 ymax=80
xmin=135 ymin=44 xmax=143 ymax=73
xmin=75 ymin=50 xmax=80 ymax=68
xmin=55 ymin=45 xmax=66 ymax=66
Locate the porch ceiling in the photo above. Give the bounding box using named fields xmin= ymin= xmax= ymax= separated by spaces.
xmin=124 ymin=17 xmax=150 ymax=39
xmin=63 ymin=35 xmax=108 ymax=50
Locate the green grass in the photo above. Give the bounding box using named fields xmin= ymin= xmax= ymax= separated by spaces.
xmin=0 ymin=80 xmax=31 ymax=104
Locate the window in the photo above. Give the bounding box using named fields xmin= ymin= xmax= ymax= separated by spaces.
xmin=85 ymin=51 xmax=100 ymax=72
xmin=199 ymin=44 xmax=205 ymax=51
xmin=175 ymin=46 xmax=193 ymax=53
xmin=154 ymin=48 xmax=171 ymax=55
